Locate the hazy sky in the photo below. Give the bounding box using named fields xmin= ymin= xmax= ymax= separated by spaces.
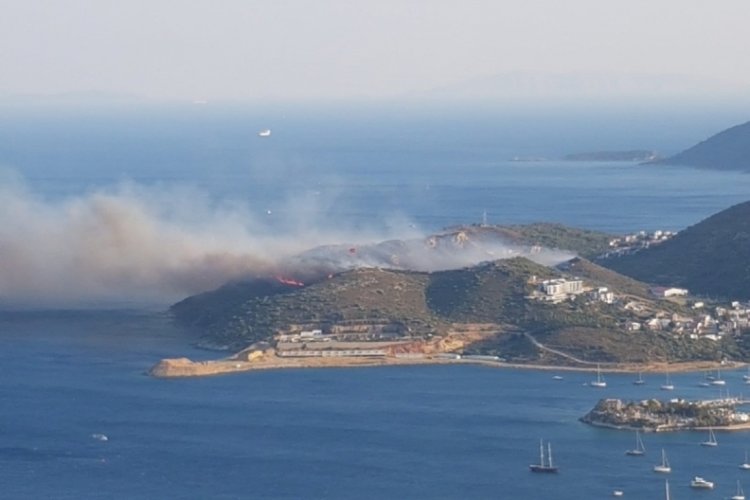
xmin=2 ymin=0 xmax=750 ymax=102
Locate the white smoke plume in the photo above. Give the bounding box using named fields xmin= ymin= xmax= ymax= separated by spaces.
xmin=0 ymin=175 xmax=412 ymax=306
xmin=0 ymin=174 xmax=573 ymax=308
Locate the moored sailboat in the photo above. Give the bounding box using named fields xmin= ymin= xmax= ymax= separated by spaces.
xmin=633 ymin=371 xmax=646 ymax=385
xmin=654 ymin=448 xmax=671 ymax=473
xmin=732 ymin=480 xmax=746 ymax=500
xmin=711 ymin=368 xmax=726 ymax=386
xmin=740 ymin=450 xmax=750 ymax=470
xmin=660 ymin=370 xmax=674 ymax=391
xmin=591 ymin=364 xmax=607 ymax=388
xmin=529 ymin=439 xmax=558 ymax=473
xmin=700 ymin=427 xmax=718 ymax=447
xmin=625 ymin=429 xmax=646 ymax=456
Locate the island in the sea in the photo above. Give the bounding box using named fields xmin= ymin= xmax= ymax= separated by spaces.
xmin=581 ymin=397 xmax=750 ymax=431
xmin=563 ymin=150 xmax=661 ymax=162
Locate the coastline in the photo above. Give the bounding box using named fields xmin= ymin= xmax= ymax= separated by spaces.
xmin=581 ymin=419 xmax=750 ymax=433
xmin=149 ymin=352 xmax=744 ymax=378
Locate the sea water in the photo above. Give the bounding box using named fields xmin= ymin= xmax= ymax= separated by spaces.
xmin=2 ymin=106 xmax=750 ymax=498
xmin=1 ymin=311 xmax=749 ymax=499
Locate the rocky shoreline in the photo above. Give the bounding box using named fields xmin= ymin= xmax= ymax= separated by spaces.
xmin=580 ymin=397 xmax=750 ymax=432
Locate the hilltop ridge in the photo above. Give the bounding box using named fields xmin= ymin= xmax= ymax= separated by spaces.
xmin=655 ymin=120 xmax=750 ymax=171
xmin=601 ymin=200 xmax=750 ymax=300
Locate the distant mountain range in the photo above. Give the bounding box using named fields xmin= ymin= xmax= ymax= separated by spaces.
xmin=656 ymin=120 xmax=750 ymax=171
xmin=601 ymin=200 xmax=750 ymax=299
xmin=411 ymin=71 xmax=750 ymax=104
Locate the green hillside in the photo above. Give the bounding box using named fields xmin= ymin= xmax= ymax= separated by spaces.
xmin=170 ymin=252 xmax=737 ymax=363
xmin=601 ymin=200 xmax=750 ymax=299
xmin=656 ymin=120 xmax=750 ymax=171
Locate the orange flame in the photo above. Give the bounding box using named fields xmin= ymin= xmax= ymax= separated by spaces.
xmin=275 ymin=276 xmax=305 ymax=287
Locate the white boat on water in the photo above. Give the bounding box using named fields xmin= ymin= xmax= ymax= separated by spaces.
xmin=690 ymin=476 xmax=714 ymax=489
xmin=665 ymin=480 xmax=671 ymax=500
xmin=258 ymin=129 xmax=271 ymax=137
xmin=654 ymin=448 xmax=671 ymax=473
xmin=625 ymin=429 xmax=646 ymax=456
xmin=552 ymin=375 xmax=564 ymax=380
xmin=739 ymin=450 xmax=750 ymax=470
xmin=660 ymin=370 xmax=674 ymax=391
xmin=711 ymin=368 xmax=726 ymax=386
xmin=633 ymin=371 xmax=646 ymax=385
xmin=732 ymin=480 xmax=746 ymax=500
xmin=612 ymin=490 xmax=623 ymax=497
xmin=700 ymin=427 xmax=718 ymax=447
xmin=743 ymin=367 xmax=750 ymax=382
xmin=529 ymin=439 xmax=558 ymax=473
xmin=591 ymin=364 xmax=607 ymax=388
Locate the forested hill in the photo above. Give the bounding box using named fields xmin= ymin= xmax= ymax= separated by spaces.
xmin=656 ymin=120 xmax=750 ymax=171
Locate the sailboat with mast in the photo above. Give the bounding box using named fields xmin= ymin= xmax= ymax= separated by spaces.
xmin=660 ymin=369 xmax=674 ymax=391
xmin=732 ymin=480 xmax=746 ymax=500
xmin=625 ymin=429 xmax=646 ymax=456
xmin=711 ymin=368 xmax=726 ymax=386
xmin=633 ymin=371 xmax=646 ymax=385
xmin=653 ymin=448 xmax=671 ymax=473
xmin=590 ymin=364 xmax=607 ymax=388
xmin=700 ymin=427 xmax=718 ymax=447
xmin=740 ymin=450 xmax=750 ymax=470
xmin=529 ymin=439 xmax=558 ymax=473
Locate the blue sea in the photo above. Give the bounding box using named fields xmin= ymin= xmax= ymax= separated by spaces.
xmin=2 ymin=104 xmax=750 ymax=498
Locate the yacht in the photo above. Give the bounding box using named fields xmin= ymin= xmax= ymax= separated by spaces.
xmin=625 ymin=429 xmax=646 ymax=456
xmin=660 ymin=370 xmax=674 ymax=391
xmin=700 ymin=427 xmax=718 ymax=447
xmin=633 ymin=371 xmax=646 ymax=385
xmin=732 ymin=480 xmax=746 ymax=500
xmin=690 ymin=476 xmax=714 ymax=489
xmin=711 ymin=368 xmax=726 ymax=386
xmin=739 ymin=450 xmax=750 ymax=470
xmin=612 ymin=490 xmax=623 ymax=497
xmin=665 ymin=480 xmax=671 ymax=500
xmin=591 ymin=364 xmax=607 ymax=388
xmin=552 ymin=375 xmax=564 ymax=380
xmin=258 ymin=129 xmax=271 ymax=137
xmin=653 ymin=449 xmax=671 ymax=473
xmin=529 ymin=439 xmax=558 ymax=473
xmin=743 ymin=367 xmax=750 ymax=382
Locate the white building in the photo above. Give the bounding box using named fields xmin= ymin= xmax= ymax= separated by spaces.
xmin=541 ymin=278 xmax=584 ymax=298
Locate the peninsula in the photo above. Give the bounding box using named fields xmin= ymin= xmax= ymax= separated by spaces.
xmin=150 ymin=209 xmax=750 ymax=378
xmin=653 ymin=119 xmax=750 ymax=172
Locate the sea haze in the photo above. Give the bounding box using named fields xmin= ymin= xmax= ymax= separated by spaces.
xmin=2 ymin=103 xmax=750 ymax=234
xmin=3 ymin=105 xmax=750 ymax=307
